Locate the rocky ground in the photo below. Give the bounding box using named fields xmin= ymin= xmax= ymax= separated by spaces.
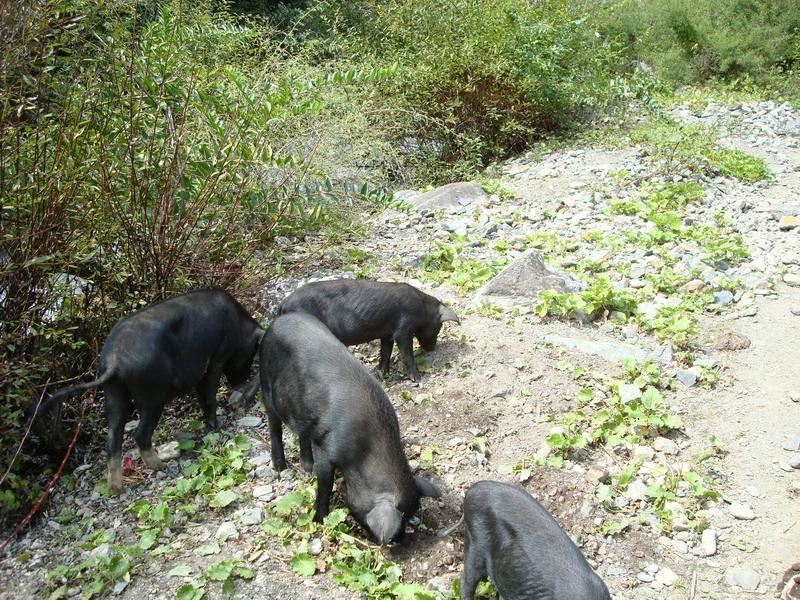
xmin=1 ymin=98 xmax=799 ymax=599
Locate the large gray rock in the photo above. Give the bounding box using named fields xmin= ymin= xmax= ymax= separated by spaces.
xmin=544 ymin=334 xmax=650 ymax=364
xmin=479 ymin=250 xmax=584 ymax=300
xmin=408 ymin=181 xmax=487 ymax=211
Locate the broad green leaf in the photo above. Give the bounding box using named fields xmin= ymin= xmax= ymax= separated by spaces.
xmin=291 ymin=553 xmax=316 ymax=576
xmin=195 ymin=542 xmax=221 ymax=556
xmin=168 ymin=564 xmax=193 ymax=577
xmin=209 ymin=490 xmax=238 ymax=508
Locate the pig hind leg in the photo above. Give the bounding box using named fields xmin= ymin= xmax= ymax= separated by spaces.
xmin=378 ymin=337 xmax=393 ymax=374
xmin=460 ymin=530 xmax=487 ymax=600
xmin=312 ymin=446 xmax=335 ymax=522
xmin=133 ymin=391 xmax=167 ymax=471
xmin=396 ymin=335 xmax=421 ymax=382
xmin=104 ymin=381 xmax=132 ymax=494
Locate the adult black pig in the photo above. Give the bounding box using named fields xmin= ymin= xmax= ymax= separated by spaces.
xmin=456 ymin=480 xmax=611 ymax=600
xmin=259 ymin=312 xmax=440 ymax=544
xmin=278 ymin=279 xmax=458 ymax=382
xmin=35 ymin=289 xmax=263 ymax=494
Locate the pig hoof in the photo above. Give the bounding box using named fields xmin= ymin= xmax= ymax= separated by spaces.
xmin=141 ymin=448 xmax=166 ymax=471
xmin=301 ymin=458 xmax=314 ymax=473
xmin=107 ymin=468 xmax=124 ymax=495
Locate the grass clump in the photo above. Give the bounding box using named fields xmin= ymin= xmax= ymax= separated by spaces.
xmin=631 ymin=119 xmax=772 ymax=181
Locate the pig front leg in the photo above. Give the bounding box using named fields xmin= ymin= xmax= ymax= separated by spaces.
xmin=460 ymin=530 xmax=486 ymax=600
xmin=134 ymin=392 xmax=167 ymax=471
xmin=299 ymin=438 xmax=314 ymax=473
xmin=196 ymin=368 xmax=223 ymax=432
xmin=396 ymin=335 xmax=422 ymax=382
xmin=312 ymin=448 xmax=334 ymax=522
xmin=378 ymin=337 xmax=393 ymax=374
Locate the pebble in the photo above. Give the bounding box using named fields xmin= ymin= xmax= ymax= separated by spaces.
xmin=675 ymin=368 xmax=698 ymax=387
xmin=700 ymin=529 xmax=717 ymax=556
xmin=240 ymin=508 xmax=262 ymax=526
xmin=216 ymin=521 xmax=238 ymax=540
xmin=724 ymin=566 xmax=760 ymax=591
xmin=713 ymin=290 xmax=734 ymax=305
xmin=655 ymin=567 xmax=679 ymax=586
xmin=783 ymin=435 xmax=800 ymax=451
xmin=779 ymin=215 xmax=798 ymax=230
xmin=308 ymin=538 xmax=323 ymax=556
xmin=252 ymin=485 xmax=274 ymax=499
xmin=784 ymin=273 xmax=800 ymax=287
xmin=157 ymin=441 xmax=180 ymax=461
xmin=124 ymin=419 xmax=139 ymax=433
xmin=792 ymin=305 xmax=800 ymax=316
xmin=728 ymin=502 xmax=756 ymax=520
xmin=790 ymin=455 xmax=800 ymax=469
xmin=618 ymin=382 xmax=642 ymax=405
xmin=637 ymin=572 xmax=654 ymax=583
xmin=653 ymin=436 xmax=679 ymax=455
xmin=237 ymin=416 xmax=262 ymax=428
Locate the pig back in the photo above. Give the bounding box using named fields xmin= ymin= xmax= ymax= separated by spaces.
xmin=101 ymin=289 xmax=256 ymax=390
xmin=278 ymin=280 xmax=434 ymax=346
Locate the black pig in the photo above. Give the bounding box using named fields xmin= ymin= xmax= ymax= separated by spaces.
xmin=457 ymin=480 xmax=611 ymax=600
xmin=36 ymin=289 xmax=263 ymax=494
xmin=259 ymin=312 xmax=440 ymax=543
xmin=278 ymin=279 xmax=459 ymax=381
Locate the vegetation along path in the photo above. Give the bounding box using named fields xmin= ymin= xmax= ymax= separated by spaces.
xmin=2 ymin=99 xmax=800 ymax=599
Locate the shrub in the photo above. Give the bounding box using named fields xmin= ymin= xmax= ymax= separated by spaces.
xmin=598 ymin=0 xmax=800 ymax=86
xmin=0 ymin=0 xmax=388 ymax=526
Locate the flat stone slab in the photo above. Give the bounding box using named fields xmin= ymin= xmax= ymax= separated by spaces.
xmin=479 ymin=250 xmax=585 ymax=300
xmin=407 ymin=181 xmax=487 ymax=211
xmin=725 ymin=567 xmax=760 ymax=591
xmin=544 ymin=334 xmax=650 ymax=364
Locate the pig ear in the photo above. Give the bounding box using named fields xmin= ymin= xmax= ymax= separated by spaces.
xmin=365 ymin=503 xmax=404 ymax=545
xmin=438 ymin=304 xmax=460 ymax=325
xmin=415 ymin=475 xmax=441 ymax=498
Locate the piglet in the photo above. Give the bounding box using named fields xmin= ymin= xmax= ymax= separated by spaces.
xmin=455 ymin=480 xmax=611 ymax=599
xmin=278 ymin=279 xmax=458 ymax=381
xmin=259 ymin=312 xmax=440 ymax=543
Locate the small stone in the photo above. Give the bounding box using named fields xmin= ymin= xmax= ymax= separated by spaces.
xmin=779 ymin=215 xmax=798 ymax=230
xmin=729 ymin=502 xmax=756 ymax=520
xmin=654 ymin=437 xmax=679 ymax=455
xmin=790 ymin=392 xmax=800 ymax=403
xmin=606 ymin=566 xmax=626 ymax=577
xmin=713 ymin=290 xmax=734 ymax=305
xmin=625 ymin=480 xmax=648 ymax=501
xmin=89 ymin=543 xmax=112 ymax=559
xmin=679 ymin=279 xmax=705 ymax=293
xmin=240 ymin=508 xmax=262 ymax=526
xmin=252 ymin=485 xmax=274 ymax=499
xmin=237 ymin=416 xmax=262 ymax=428
xmin=586 ymin=467 xmax=610 ymax=485
xmin=711 ymin=330 xmax=751 ymax=351
xmin=725 ymin=566 xmax=760 ymax=591
xmin=675 ymin=368 xmax=698 ymax=387
xmin=700 ymin=529 xmax=717 ymax=556
xmin=157 ymin=441 xmax=180 ymax=461
xmin=671 ymin=539 xmax=688 ymax=554
xmin=618 ymin=383 xmax=642 ymax=405
xmin=655 ymin=567 xmax=679 ymax=586
xmin=124 ymin=420 xmax=139 ymax=434
xmin=254 ymin=464 xmax=277 ymax=480
xmin=791 ymin=305 xmax=800 ymax=316
xmin=633 ymin=445 xmax=656 ymax=460
xmin=790 ymin=456 xmax=800 ymax=469
xmin=784 ymin=436 xmax=800 ymax=451
xmin=784 ymin=273 xmax=800 ymax=287
xmin=308 ymin=538 xmax=323 ymax=556
xmin=216 ymin=521 xmax=238 ymax=540
xmin=648 ymin=345 xmax=673 ymax=364
xmin=637 ymin=572 xmax=654 ymax=583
